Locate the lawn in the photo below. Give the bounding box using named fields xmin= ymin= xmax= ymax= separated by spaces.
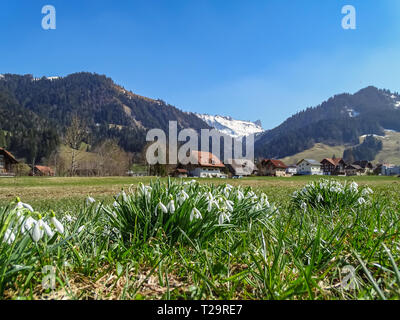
xmin=1 ymin=175 xmax=400 ymax=300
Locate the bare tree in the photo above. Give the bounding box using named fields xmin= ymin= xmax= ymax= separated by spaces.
xmin=64 ymin=116 xmax=87 ymax=176
xmin=93 ymin=139 xmax=130 ymax=176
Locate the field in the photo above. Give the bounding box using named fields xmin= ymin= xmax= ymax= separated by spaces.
xmin=1 ymin=175 xmax=400 ymax=300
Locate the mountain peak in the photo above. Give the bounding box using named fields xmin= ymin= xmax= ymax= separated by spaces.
xmin=196 ymin=113 xmax=264 ymax=138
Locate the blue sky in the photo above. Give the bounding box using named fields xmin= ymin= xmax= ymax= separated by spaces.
xmin=1 ymin=0 xmax=399 ymax=129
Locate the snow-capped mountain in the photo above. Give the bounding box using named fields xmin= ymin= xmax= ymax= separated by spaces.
xmin=195 ymin=114 xmax=264 ymax=138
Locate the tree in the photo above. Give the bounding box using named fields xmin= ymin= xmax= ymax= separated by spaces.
xmin=64 ymin=116 xmax=87 ymax=176
xmin=93 ymin=139 xmax=130 ymax=176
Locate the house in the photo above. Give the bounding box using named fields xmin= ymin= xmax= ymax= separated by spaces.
xmin=286 ymin=165 xmax=297 ymax=176
xmin=0 ymin=148 xmax=18 ymax=176
xmin=186 ymin=151 xmax=227 ymax=178
xmin=381 ymin=163 xmax=400 ymax=176
xmin=353 ymin=160 xmax=374 ymax=174
xmin=373 ymin=164 xmax=383 ymax=175
xmin=226 ymin=158 xmax=256 ymax=177
xmin=320 ymin=158 xmax=347 ymax=175
xmin=345 ymin=164 xmax=365 ymax=176
xmin=260 ymin=159 xmax=288 ymax=177
xmin=297 ymin=159 xmax=322 ymax=175
xmin=30 ymin=165 xmax=55 ymax=176
xmin=173 ymin=168 xmax=188 ymax=178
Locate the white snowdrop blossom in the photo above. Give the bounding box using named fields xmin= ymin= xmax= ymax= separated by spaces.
xmin=177 ymin=190 xmax=189 ymax=205
xmin=190 ymin=208 xmax=202 ymax=222
xmin=357 ymin=197 xmax=366 ymax=205
xmin=155 ymin=201 xmax=168 ymax=216
xmin=350 ymin=182 xmax=358 ymax=192
xmin=225 ymin=200 xmax=234 ymax=212
xmin=167 ymin=199 xmax=175 ymax=213
xmin=362 ymin=187 xmax=373 ymax=196
xmin=22 ymin=216 xmax=36 ymax=234
xmin=116 ymin=191 xmax=128 ymax=202
xmin=31 ymin=217 xmax=44 ymax=242
xmin=15 ymin=197 xmax=34 ymax=213
xmin=50 ymin=211 xmax=64 ymax=234
xmin=236 ymin=190 xmax=244 ymax=201
xmin=63 ymin=215 xmax=75 ymax=223
xmin=86 ymin=196 xmax=96 ymax=206
xmin=218 ymin=211 xmax=231 ymax=225
xmin=3 ymin=228 xmax=16 ymax=245
xmin=301 ymin=202 xmax=307 ymax=212
xmin=42 ymin=222 xmax=54 ymax=238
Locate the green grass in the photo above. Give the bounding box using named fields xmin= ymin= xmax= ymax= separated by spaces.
xmin=0 ymin=176 xmax=400 ymax=300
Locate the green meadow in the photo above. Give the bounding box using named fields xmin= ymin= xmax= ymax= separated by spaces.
xmin=0 ymin=175 xmax=399 ymax=300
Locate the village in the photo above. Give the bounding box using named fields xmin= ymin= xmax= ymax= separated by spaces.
xmin=1 ymin=146 xmax=399 ymax=179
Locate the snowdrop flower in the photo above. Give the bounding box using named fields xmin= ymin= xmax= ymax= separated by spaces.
xmin=167 ymin=198 xmax=175 ymax=213
xmin=3 ymin=228 xmax=16 ymax=245
xmin=190 ymin=207 xmax=202 ymax=222
xmin=236 ymin=190 xmax=244 ymax=201
xmin=177 ymin=190 xmax=189 ymax=205
xmin=42 ymin=222 xmax=54 ymax=238
xmin=138 ymin=184 xmax=152 ymax=200
xmin=205 ymin=192 xmax=217 ymax=212
xmin=15 ymin=197 xmax=34 ymax=213
xmin=63 ymin=214 xmax=74 ymax=223
xmin=349 ymin=182 xmax=358 ymax=192
xmin=218 ymin=211 xmax=231 ymax=225
xmin=113 ymin=201 xmax=119 ymax=208
xmin=223 ymin=186 xmax=232 ymax=198
xmin=301 ymin=202 xmax=307 ymax=212
xmin=155 ymin=201 xmax=168 ymax=216
xmin=86 ymin=196 xmax=96 ymax=206
xmin=77 ymin=225 xmax=85 ymax=233
xmin=317 ymin=194 xmax=323 ymax=203
xmin=116 ymin=190 xmax=128 ymax=202
xmin=357 ymin=197 xmax=366 ymax=205
xmin=22 ymin=216 xmax=36 ymax=234
xmin=260 ymin=194 xmax=269 ymax=207
xmin=225 ymin=200 xmax=234 ymax=212
xmin=207 ymin=199 xmax=214 ymax=212
xmin=31 ymin=215 xmax=44 ymax=242
xmin=362 ymin=187 xmax=373 ymax=196
xmin=50 ymin=211 xmax=64 ymax=234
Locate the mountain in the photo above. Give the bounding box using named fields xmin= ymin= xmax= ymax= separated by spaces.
xmin=0 ymin=72 xmax=210 ymax=163
xmin=255 ymin=86 xmax=400 ymax=159
xmin=195 ymin=114 xmax=264 ymax=138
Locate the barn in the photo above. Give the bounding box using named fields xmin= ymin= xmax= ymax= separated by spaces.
xmin=0 ymin=148 xmax=18 ymax=176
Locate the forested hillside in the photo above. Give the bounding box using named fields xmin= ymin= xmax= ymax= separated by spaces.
xmin=255 ymin=86 xmax=400 ymax=159
xmin=0 ymin=73 xmax=209 ymax=163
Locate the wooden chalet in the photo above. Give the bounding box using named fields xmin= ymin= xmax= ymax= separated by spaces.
xmin=0 ymin=148 xmax=18 ymax=176
xmin=260 ymin=159 xmax=288 ymax=177
xmin=320 ymin=158 xmax=347 ymax=176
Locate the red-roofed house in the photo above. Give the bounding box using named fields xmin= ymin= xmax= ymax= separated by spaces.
xmin=186 ymin=151 xmax=227 ymax=178
xmin=260 ymin=159 xmax=288 ymax=177
xmin=0 ymin=148 xmax=18 ymax=176
xmin=31 ymin=165 xmax=55 ymax=177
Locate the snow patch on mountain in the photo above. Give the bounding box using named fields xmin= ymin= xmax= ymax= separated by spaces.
xmin=388 ymin=93 xmax=400 ymax=108
xmin=343 ymin=106 xmax=360 ymax=118
xmin=196 ymin=114 xmax=264 ymax=138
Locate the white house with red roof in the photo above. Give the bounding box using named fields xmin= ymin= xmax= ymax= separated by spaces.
xmin=186 ymin=151 xmax=227 ymax=178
